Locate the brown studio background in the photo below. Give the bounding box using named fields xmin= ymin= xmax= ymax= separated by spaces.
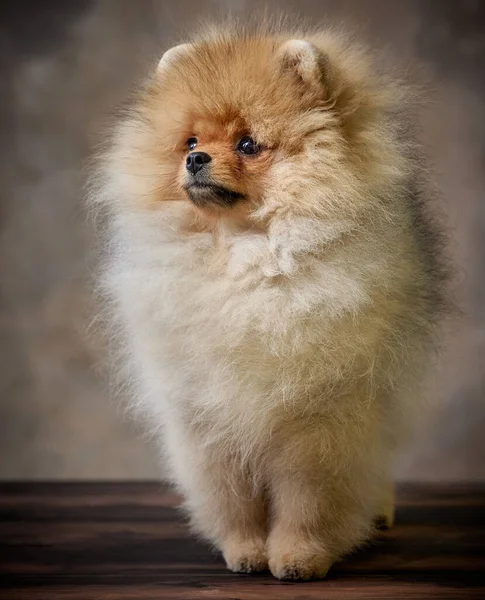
xmin=0 ymin=0 xmax=483 ymax=481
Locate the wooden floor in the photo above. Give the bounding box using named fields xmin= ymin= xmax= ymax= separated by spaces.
xmin=1 ymin=483 xmax=484 ymax=599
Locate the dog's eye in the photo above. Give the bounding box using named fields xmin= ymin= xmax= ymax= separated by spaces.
xmin=237 ymin=136 xmax=261 ymax=155
xmin=187 ymin=137 xmax=198 ymax=151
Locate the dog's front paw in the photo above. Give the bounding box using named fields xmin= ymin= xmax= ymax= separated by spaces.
xmin=222 ymin=537 xmax=268 ymax=573
xmin=268 ymin=552 xmax=332 ymax=580
xmin=267 ymin=536 xmax=333 ymax=580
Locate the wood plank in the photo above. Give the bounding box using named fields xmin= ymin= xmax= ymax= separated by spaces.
xmin=0 ymin=483 xmax=484 ymax=599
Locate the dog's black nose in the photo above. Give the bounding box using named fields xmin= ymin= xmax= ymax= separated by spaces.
xmin=186 ymin=151 xmax=212 ymax=175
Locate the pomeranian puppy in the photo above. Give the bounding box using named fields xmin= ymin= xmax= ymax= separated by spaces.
xmin=92 ymin=20 xmax=447 ymax=580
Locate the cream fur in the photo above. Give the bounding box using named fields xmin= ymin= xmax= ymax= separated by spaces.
xmin=90 ymin=20 xmax=447 ymax=580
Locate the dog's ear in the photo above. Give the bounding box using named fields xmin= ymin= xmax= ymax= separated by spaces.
xmin=277 ymin=40 xmax=331 ymax=96
xmin=157 ymin=43 xmax=191 ymax=73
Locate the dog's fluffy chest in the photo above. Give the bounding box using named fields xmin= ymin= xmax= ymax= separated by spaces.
xmin=112 ymin=211 xmax=365 ymax=359
xmin=107 ymin=206 xmax=376 ymax=435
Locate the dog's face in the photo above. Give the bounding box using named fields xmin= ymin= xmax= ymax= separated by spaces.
xmin=122 ymin=32 xmax=381 ymax=225
xmin=179 ymin=112 xmax=273 ymax=211
xmin=155 ymin=37 xmax=333 ymax=215
xmin=131 ymin=36 xmax=335 ymax=214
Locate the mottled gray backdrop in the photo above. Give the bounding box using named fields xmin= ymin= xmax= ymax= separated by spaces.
xmin=0 ymin=0 xmax=483 ymax=480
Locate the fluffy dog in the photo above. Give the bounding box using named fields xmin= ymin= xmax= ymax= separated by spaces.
xmin=91 ymin=20 xmax=447 ymax=580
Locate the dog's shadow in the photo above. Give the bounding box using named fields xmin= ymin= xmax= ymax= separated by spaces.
xmin=329 ymin=502 xmax=485 ymax=588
